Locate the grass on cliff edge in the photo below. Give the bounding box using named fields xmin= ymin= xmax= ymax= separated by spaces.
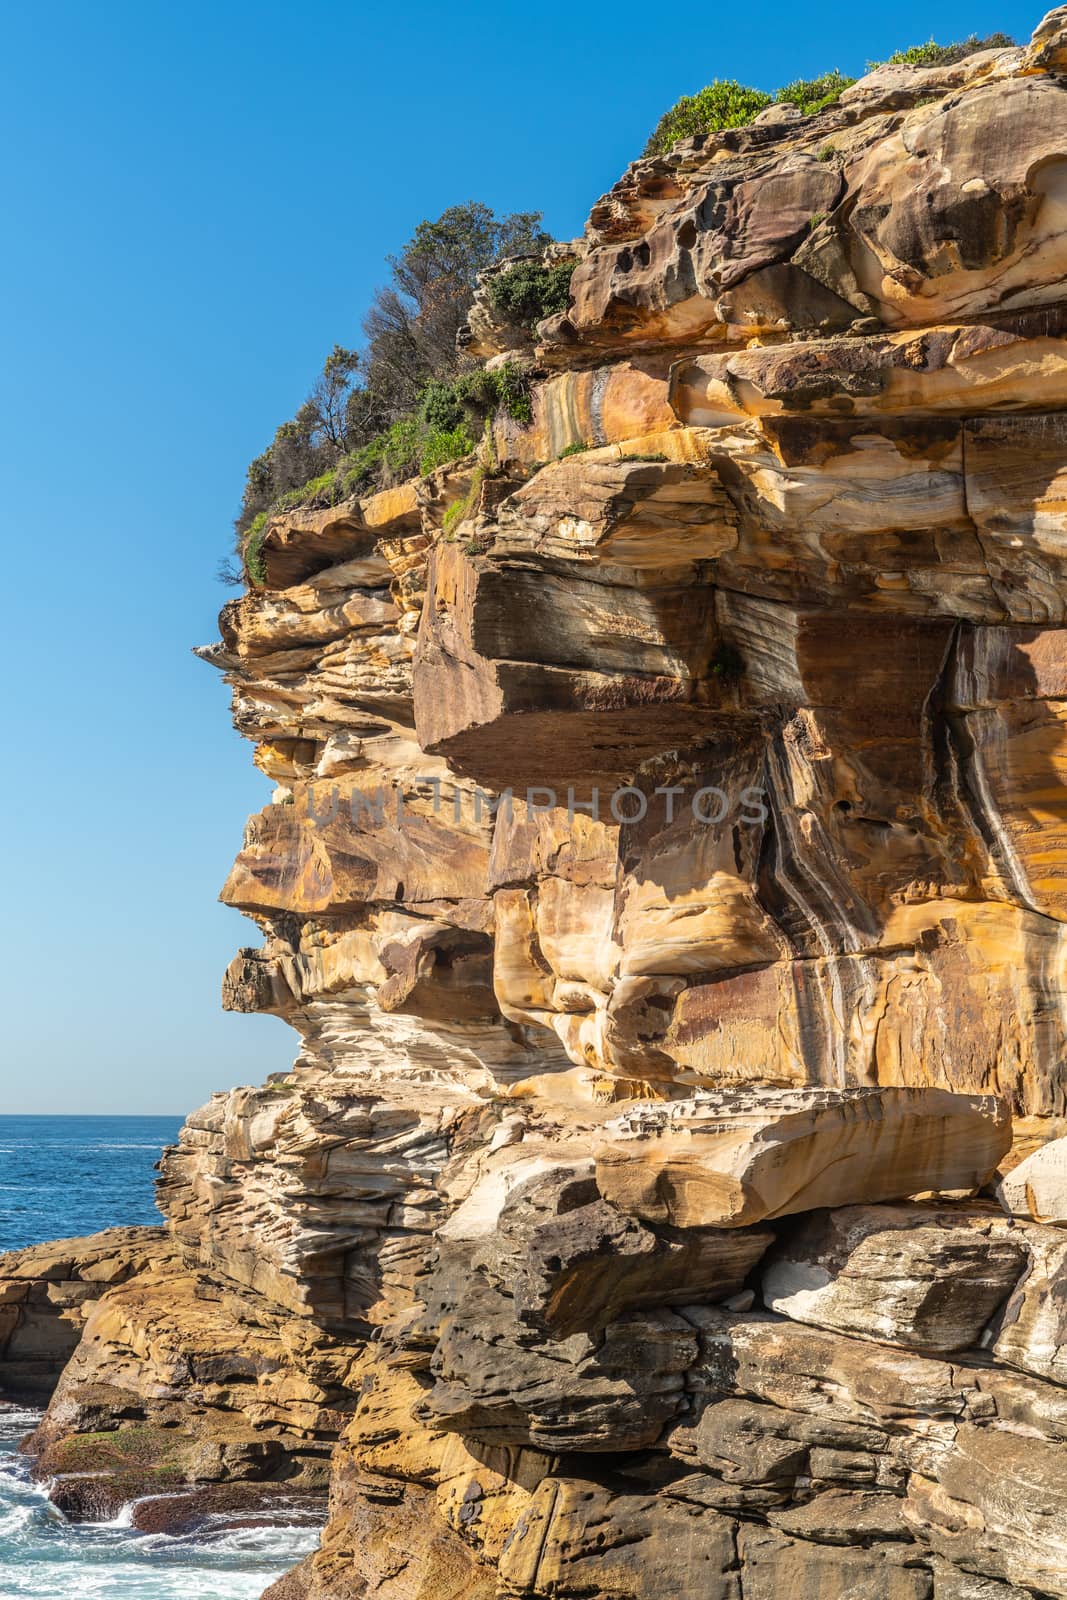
xmin=643 ymin=33 xmax=1015 ymax=154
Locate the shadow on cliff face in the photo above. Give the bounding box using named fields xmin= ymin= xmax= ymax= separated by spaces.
xmin=605 ymin=579 xmax=1067 ymax=1112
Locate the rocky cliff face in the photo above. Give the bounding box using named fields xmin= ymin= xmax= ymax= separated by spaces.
xmin=7 ymin=13 xmax=1067 ymax=1596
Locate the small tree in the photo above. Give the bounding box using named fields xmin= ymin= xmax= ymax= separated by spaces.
xmin=362 ymin=202 xmax=552 ymax=412
xmin=234 ymin=202 xmax=553 ymax=539
xmin=309 ymin=346 xmax=361 ymax=452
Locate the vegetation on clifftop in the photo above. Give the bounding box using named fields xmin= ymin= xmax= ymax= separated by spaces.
xmin=871 ymin=32 xmax=1014 ymax=67
xmin=234 ymin=202 xmax=562 ymax=569
xmin=488 ymin=258 xmax=574 ymax=331
xmin=236 ymin=28 xmax=1021 ymax=579
xmin=643 ymin=33 xmax=1014 ymax=155
xmin=775 ymin=69 xmax=857 ymax=115
xmin=643 ymin=80 xmax=772 ymax=156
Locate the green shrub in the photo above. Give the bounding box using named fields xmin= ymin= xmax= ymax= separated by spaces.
xmin=644 ymin=31 xmax=1016 ymax=167
xmin=338 ymin=441 xmax=382 ymax=497
xmin=383 ymin=415 xmax=422 ymax=475
xmin=333 ymin=415 xmax=421 ymax=495
xmin=418 ymin=380 xmax=468 ymax=433
xmin=558 ymin=440 xmax=589 ymax=459
xmin=479 ymin=363 xmax=533 ymax=424
xmin=449 ymin=362 xmax=533 ymax=424
xmin=235 ymin=357 xmax=530 ymax=563
xmin=644 ymin=79 xmax=772 ymax=157
xmin=872 ymin=32 xmax=1013 ymax=68
xmin=775 ymin=69 xmax=855 ymax=114
xmin=244 ymin=512 xmax=268 ymax=586
xmin=420 ymin=425 xmax=474 ymax=475
xmin=488 ymin=260 xmax=574 ymax=330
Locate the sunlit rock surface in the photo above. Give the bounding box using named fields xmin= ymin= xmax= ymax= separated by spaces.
xmin=7 ymin=12 xmax=1067 ymax=1593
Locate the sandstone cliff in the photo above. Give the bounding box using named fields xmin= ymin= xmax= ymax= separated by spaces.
xmin=6 ymin=13 xmax=1067 ymax=1597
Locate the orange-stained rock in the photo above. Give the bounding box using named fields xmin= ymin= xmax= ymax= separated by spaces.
xmin=670 ymin=326 xmax=1067 ymax=426
xmin=494 ymin=359 xmax=677 ymax=462
xmin=41 ymin=20 xmax=1067 ymax=1595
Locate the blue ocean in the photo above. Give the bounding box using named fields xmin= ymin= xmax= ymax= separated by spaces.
xmin=0 ymin=1116 xmax=319 ymax=1598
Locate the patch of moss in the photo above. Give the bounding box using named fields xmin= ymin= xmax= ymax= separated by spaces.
xmin=46 ymin=1423 xmax=185 ymax=1473
xmin=442 ymin=465 xmax=487 ymax=539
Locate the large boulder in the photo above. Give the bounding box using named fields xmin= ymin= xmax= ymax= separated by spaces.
xmin=596 ymin=1089 xmax=1012 ymax=1229
xmin=496 ymin=1476 xmax=740 ymax=1600
xmin=761 ymin=1204 xmax=1028 ymax=1352
xmin=991 ymin=1227 xmax=1067 ymax=1385
xmin=996 ymin=1134 xmax=1067 ymax=1224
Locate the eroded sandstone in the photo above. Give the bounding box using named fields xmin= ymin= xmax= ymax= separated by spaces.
xmin=7 ymin=12 xmax=1067 ymax=1595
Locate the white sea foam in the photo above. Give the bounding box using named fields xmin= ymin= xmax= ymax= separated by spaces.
xmin=0 ymin=1411 xmax=320 ymax=1599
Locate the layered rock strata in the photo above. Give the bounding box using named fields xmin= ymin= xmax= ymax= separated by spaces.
xmin=0 ymin=1228 xmax=350 ymax=1523
xmin=6 ymin=10 xmax=1067 ymax=1595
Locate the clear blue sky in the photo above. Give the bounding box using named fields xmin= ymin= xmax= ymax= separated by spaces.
xmin=0 ymin=0 xmax=1038 ymax=1113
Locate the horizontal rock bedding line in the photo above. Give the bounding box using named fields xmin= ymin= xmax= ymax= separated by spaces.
xmin=6 ymin=1098 xmax=1065 ymax=1591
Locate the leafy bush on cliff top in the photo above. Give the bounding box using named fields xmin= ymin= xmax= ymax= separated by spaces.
xmin=775 ymin=69 xmax=856 ymax=114
xmin=419 ymin=424 xmax=475 ymax=475
xmin=644 ymin=80 xmax=772 ymax=156
xmin=643 ymin=70 xmax=857 ymax=156
xmin=644 ymin=30 xmax=1015 ymax=157
xmin=421 ymin=364 xmax=533 ymax=431
xmin=488 ymin=259 xmax=574 ymax=331
xmin=872 ymin=32 xmax=1014 ymax=68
